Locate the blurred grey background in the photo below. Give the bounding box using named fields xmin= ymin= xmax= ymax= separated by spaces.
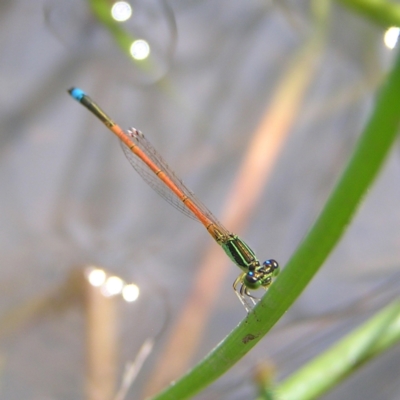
xmin=1 ymin=0 xmax=400 ymax=399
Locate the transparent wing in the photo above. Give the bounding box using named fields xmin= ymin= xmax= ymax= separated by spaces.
xmin=121 ymin=142 xmax=197 ymax=220
xmin=120 ymin=128 xmax=230 ymax=235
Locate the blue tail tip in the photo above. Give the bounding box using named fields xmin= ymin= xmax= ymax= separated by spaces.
xmin=68 ymin=87 xmax=85 ymax=101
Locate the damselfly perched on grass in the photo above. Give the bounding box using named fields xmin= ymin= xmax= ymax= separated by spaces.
xmin=68 ymin=87 xmax=279 ymax=311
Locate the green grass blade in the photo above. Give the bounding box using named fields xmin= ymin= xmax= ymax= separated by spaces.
xmin=275 ymin=301 xmax=400 ymax=400
xmin=148 ymin=49 xmax=400 ymax=400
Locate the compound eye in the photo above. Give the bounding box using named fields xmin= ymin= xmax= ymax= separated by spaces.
xmin=263 ymin=259 xmax=278 ymax=269
xmin=244 ymin=271 xmax=261 ymax=289
xmin=245 ymin=271 xmax=257 ymax=284
xmin=263 ymin=259 xmax=279 ymax=276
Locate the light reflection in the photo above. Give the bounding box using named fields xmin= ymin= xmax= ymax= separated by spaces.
xmin=103 ymin=276 xmax=124 ymax=296
xmin=88 ymin=268 xmax=106 ymax=287
xmin=130 ymin=39 xmax=150 ymax=60
xmin=384 ymin=27 xmax=399 ymax=49
xmin=86 ymin=267 xmax=140 ymax=301
xmin=122 ymin=284 xmax=140 ymax=302
xmin=111 ymin=1 xmax=132 ymax=22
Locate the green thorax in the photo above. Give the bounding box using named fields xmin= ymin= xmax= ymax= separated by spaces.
xmin=221 ymin=235 xmax=260 ymax=272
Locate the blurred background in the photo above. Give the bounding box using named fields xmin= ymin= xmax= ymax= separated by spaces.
xmin=1 ymin=0 xmax=400 ymax=399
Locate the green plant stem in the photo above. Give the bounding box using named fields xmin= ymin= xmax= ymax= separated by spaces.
xmin=335 ymin=0 xmax=400 ymax=27
xmin=274 ymin=301 xmax=400 ymax=400
xmin=148 ymin=48 xmax=400 ymax=400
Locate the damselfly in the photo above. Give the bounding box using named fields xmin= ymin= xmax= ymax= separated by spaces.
xmin=68 ymin=87 xmax=279 ymax=311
